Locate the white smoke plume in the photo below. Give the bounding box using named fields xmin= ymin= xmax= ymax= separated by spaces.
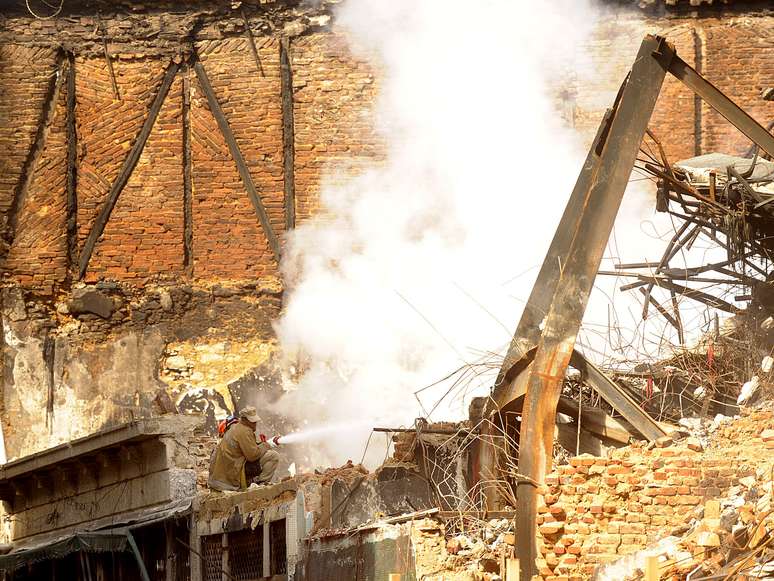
xmin=272 ymin=0 xmax=675 ymax=468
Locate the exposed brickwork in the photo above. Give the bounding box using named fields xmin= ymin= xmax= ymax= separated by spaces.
xmin=291 ymin=33 xmax=385 ymax=222
xmin=650 ymin=25 xmax=698 ymax=162
xmin=576 ymin=10 xmax=774 ymax=165
xmin=700 ymin=20 xmax=774 ymax=156
xmin=75 ymin=57 xmax=168 ymax=272
xmin=535 ymin=408 xmax=774 ymax=580
xmin=0 ymin=45 xmax=59 ymax=242
xmin=190 ymin=38 xmax=283 ymax=279
xmin=87 ymin=74 xmax=186 ymax=281
xmin=4 ymin=72 xmax=69 ymax=292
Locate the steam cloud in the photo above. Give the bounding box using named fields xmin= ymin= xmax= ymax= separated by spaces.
xmin=272 ymin=0 xmax=676 ymax=468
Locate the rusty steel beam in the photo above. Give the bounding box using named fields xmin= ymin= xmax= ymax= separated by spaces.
xmin=668 ymin=55 xmax=774 ymax=158
xmin=476 ymin=105 xmax=616 ymax=511
xmin=513 ymin=36 xmax=673 ymax=580
xmin=494 ymin=106 xmax=616 ymax=395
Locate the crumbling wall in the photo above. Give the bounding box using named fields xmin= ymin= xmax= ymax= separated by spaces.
xmin=2 ymin=0 xmax=773 ymax=464
xmin=534 ymin=407 xmax=774 ymax=580
xmin=0 ymin=0 xmax=384 ymax=460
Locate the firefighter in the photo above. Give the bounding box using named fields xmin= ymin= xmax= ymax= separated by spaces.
xmin=208 ymin=406 xmax=280 ymax=491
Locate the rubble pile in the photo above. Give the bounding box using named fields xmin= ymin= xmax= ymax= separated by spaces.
xmin=388 ymin=405 xmax=773 ymax=580
xmin=596 ymin=410 xmax=774 ymax=580
xmin=530 ymin=404 xmax=774 ymax=580
xmin=601 ymin=331 xmax=774 ymax=429
xmin=412 ymin=517 xmax=516 ymax=581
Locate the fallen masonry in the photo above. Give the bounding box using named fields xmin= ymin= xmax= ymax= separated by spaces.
xmin=3 ymin=0 xmax=774 ymax=578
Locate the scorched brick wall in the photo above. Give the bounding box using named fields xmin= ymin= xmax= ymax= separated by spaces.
xmin=0 ymin=5 xmax=385 ymax=288
xmin=192 ymin=38 xmax=284 ymax=279
xmin=575 ymin=6 xmax=774 ymax=164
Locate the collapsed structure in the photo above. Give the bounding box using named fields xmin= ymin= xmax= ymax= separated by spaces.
xmin=2 ymin=0 xmax=774 ymax=580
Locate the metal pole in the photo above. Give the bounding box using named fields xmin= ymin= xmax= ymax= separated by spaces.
xmin=125 ymin=529 xmax=152 ymax=581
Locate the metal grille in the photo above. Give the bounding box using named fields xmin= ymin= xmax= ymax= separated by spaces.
xmin=200 ymin=534 xmax=224 ymax=581
xmin=227 ymin=527 xmax=263 ymax=580
xmin=270 ymin=519 xmax=287 ymax=575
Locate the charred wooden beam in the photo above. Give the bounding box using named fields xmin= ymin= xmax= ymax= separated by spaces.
xmin=6 ymin=54 xmax=65 ymax=252
xmin=280 ymin=37 xmax=296 ymax=231
xmin=241 ymin=8 xmax=265 ymax=77
xmin=97 ymin=14 xmax=120 ymax=101
xmin=193 ymin=59 xmax=281 ymax=262
xmin=182 ymin=71 xmax=194 ymax=277
xmin=78 ymin=61 xmax=179 ymax=279
xmin=65 ymin=54 xmax=78 ymax=279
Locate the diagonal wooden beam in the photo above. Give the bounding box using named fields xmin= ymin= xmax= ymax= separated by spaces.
xmin=78 ymin=61 xmax=179 ymax=279
xmin=6 ymin=52 xmax=64 ymax=252
xmin=65 ymin=53 xmax=78 ymax=281
xmin=280 ymin=37 xmax=296 ymax=231
xmin=193 ymin=59 xmax=281 ymax=262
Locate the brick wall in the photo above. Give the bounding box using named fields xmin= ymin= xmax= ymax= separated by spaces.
xmin=191 ymin=37 xmax=283 ymax=279
xmin=291 ymin=32 xmax=385 ymax=223
xmin=535 ymin=408 xmax=774 ymax=580
xmin=0 ymin=46 xmax=59 ymax=253
xmin=88 ymin=72 xmax=186 ymax=281
xmin=575 ymin=9 xmax=774 ymax=165
xmin=0 ymin=32 xmax=383 ymax=286
xmin=4 ymin=56 xmax=68 ymax=292
xmin=5 ymin=5 xmax=774 ymax=289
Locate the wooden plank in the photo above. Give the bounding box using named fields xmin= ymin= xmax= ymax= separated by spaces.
xmin=280 ymin=37 xmax=296 ymax=231
xmin=65 ymin=53 xmax=78 ymax=278
xmin=6 ymin=54 xmax=64 ymax=251
xmin=182 ymin=72 xmax=194 ymax=277
xmin=241 ymin=8 xmax=265 ymax=77
xmin=193 ymin=60 xmax=281 ymax=262
xmin=506 ymin=558 xmax=520 ymax=581
xmin=78 ymin=61 xmax=179 ymax=279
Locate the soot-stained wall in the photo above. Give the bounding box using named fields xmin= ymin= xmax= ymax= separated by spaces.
xmin=1 ymin=0 xmax=773 ymax=462
xmin=0 ymin=0 xmax=384 ymax=460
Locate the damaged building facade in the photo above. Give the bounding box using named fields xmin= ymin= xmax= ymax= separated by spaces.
xmin=2 ymin=0 xmax=774 ymax=580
